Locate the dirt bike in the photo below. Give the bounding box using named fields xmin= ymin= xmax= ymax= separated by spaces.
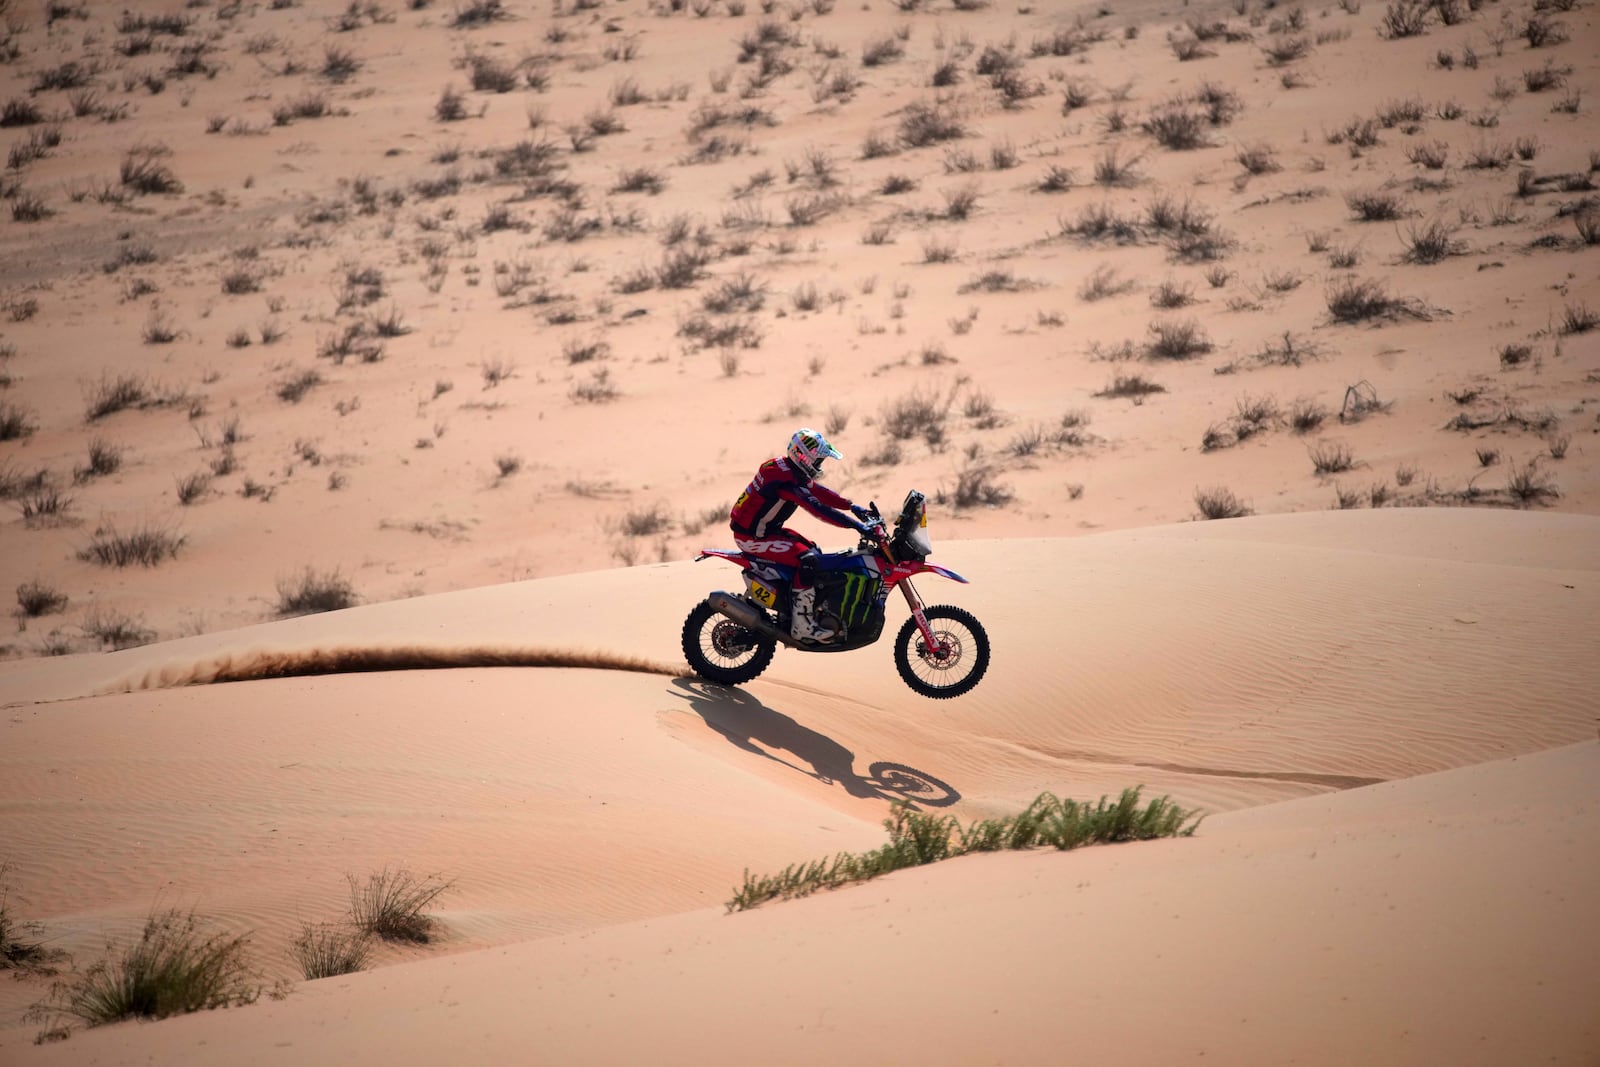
xmin=682 ymin=490 xmax=990 ymax=699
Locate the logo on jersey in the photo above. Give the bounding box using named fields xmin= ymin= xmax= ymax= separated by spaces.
xmin=736 ymin=538 xmax=795 ymax=555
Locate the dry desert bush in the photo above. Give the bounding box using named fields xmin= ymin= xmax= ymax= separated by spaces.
xmin=1095 ymin=373 xmax=1166 ymax=400
xmin=78 ymin=523 xmax=185 ymax=568
xmin=291 ymin=923 xmax=371 ymax=981
xmin=80 ymin=606 xmax=156 ymax=650
xmin=347 ymin=867 xmax=454 ymax=943
xmin=1308 ymin=440 xmax=1358 ymax=475
xmin=1193 ymin=485 xmax=1251 ymax=519
xmin=0 ymin=400 xmax=35 ymax=440
xmin=275 ymin=567 xmax=357 ymax=616
xmin=1325 ymin=277 xmax=1427 ymax=323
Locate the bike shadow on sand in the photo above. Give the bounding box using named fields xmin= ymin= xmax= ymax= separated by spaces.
xmin=667 ymin=677 xmax=960 ymax=809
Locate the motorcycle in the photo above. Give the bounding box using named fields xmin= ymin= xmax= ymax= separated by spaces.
xmin=681 ymin=490 xmax=990 ymax=699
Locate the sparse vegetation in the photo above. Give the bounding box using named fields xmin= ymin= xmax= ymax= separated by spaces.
xmin=276 ymin=567 xmax=357 ymax=615
xmin=80 ymin=605 xmax=155 ymax=649
xmin=494 ymin=453 xmax=523 ymax=479
xmin=452 ymin=0 xmax=509 ymax=27
xmin=1142 ymin=106 xmax=1210 ymax=150
xmin=291 ymin=924 xmax=372 ymax=981
xmin=1308 ymin=440 xmax=1357 ymax=474
xmin=19 ymin=485 xmax=72 ymax=526
xmin=1345 ymin=189 xmax=1407 ymax=221
xmin=898 ymin=100 xmax=966 ymax=148
xmin=1289 ymin=398 xmax=1329 ymax=433
xmin=83 ymin=374 xmax=152 ymax=422
xmin=41 ymin=909 xmax=258 ymax=1027
xmin=15 ymin=579 xmax=69 ymax=618
xmin=958 ymin=269 xmax=1037 ymax=294
xmin=1400 ymin=219 xmax=1464 ymax=264
xmin=120 ymin=147 xmax=183 ymax=195
xmin=79 ymin=523 xmax=185 ymax=568
xmin=175 ymin=471 xmax=212 ymax=506
xmin=277 ymin=369 xmax=324 ymax=404
xmin=728 ymin=788 xmax=1200 ymax=912
xmin=1078 ymin=265 xmax=1134 ymax=302
xmin=1150 ymin=279 xmax=1194 ymax=309
xmin=0 ymin=400 xmax=35 ymax=440
xmin=946 ymin=465 xmax=1014 ymax=510
xmin=1507 ymin=459 xmax=1558 ymax=506
xmin=1145 ymin=319 xmax=1213 ymax=359
xmin=1 ymin=871 xmax=61 ymax=972
xmin=1193 ymin=486 xmax=1251 ymax=519
xmin=1325 ymin=277 xmax=1425 ymax=323
xmin=1095 ymin=373 xmax=1166 ymax=400
xmin=1560 ymin=302 xmax=1597 ymax=335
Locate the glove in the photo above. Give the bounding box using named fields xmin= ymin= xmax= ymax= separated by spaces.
xmin=856 ymin=520 xmax=882 ymax=541
xmin=850 ymin=503 xmax=872 ymax=521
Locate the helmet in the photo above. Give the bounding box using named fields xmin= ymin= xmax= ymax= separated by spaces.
xmin=786 ymin=428 xmax=842 ymax=480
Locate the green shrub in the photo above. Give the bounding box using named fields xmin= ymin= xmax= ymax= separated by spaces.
xmin=46 ymin=910 xmax=258 ymax=1025
xmin=728 ymin=788 xmax=1200 ymax=911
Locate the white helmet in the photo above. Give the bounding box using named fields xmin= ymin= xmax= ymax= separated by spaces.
xmin=786 ymin=428 xmax=842 ymax=480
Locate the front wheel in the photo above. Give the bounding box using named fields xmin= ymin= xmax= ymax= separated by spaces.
xmin=894 ymin=606 xmax=989 ymax=699
xmin=682 ymin=599 xmax=777 ymax=686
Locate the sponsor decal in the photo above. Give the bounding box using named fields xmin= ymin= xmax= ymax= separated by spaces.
xmin=736 ymin=538 xmax=795 ymax=554
xmin=837 ymin=572 xmax=882 ymax=627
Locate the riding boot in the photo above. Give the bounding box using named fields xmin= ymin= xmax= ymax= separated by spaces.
xmin=789 ymin=584 xmax=838 ymax=642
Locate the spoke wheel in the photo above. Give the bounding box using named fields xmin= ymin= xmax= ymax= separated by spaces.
xmin=893 ymin=605 xmax=989 ymax=699
xmin=682 ymin=599 xmax=777 ymax=686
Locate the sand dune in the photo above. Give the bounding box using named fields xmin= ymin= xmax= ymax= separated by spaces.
xmin=4 ymin=510 xmax=1597 ymax=1060
xmin=13 ymin=743 xmax=1598 ymax=1066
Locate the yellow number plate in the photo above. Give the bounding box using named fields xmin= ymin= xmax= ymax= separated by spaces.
xmin=748 ymin=581 xmax=776 ymax=607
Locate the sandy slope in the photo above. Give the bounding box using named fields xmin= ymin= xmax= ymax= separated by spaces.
xmin=2 ymin=509 xmax=1597 ymax=1059
xmin=14 ymin=744 xmax=1599 ymax=1066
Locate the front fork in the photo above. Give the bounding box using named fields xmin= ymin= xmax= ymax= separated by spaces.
xmin=899 ymin=577 xmax=942 ymax=651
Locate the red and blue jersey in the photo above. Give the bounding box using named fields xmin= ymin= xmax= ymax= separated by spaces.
xmin=730 ymin=456 xmax=857 ymax=539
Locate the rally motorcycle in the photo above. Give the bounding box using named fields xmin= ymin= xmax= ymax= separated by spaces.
xmin=682 ymin=490 xmax=990 ymax=699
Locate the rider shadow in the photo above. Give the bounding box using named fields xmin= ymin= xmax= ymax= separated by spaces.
xmin=667 ymin=677 xmax=961 ymax=809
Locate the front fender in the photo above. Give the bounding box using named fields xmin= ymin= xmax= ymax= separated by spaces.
xmin=900 ymin=561 xmax=969 ymax=584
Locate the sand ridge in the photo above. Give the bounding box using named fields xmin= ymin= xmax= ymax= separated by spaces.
xmin=4 ymin=511 xmax=1599 ymax=1060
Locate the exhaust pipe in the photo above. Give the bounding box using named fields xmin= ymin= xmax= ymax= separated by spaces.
xmin=707 ymin=591 xmax=797 ymax=648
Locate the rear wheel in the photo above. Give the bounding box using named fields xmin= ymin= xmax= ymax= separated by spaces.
xmin=682 ymin=599 xmax=777 ymax=686
xmin=893 ymin=606 xmax=989 ymax=699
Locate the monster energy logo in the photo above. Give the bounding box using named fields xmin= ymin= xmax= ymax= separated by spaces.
xmin=837 ymin=573 xmax=881 ymax=628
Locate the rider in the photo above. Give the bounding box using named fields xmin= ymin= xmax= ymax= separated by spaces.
xmin=730 ymin=428 xmax=877 ymax=643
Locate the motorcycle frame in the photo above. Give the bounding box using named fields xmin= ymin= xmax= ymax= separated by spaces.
xmin=694 ymin=535 xmax=967 ymax=652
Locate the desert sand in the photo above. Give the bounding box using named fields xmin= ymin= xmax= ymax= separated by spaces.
xmin=2 ymin=0 xmax=1598 ymax=1061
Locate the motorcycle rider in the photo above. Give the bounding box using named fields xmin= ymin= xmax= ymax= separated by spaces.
xmin=729 ymin=429 xmax=878 ymax=643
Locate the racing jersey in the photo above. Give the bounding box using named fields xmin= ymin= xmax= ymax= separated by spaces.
xmin=729 ymin=456 xmax=857 ymax=538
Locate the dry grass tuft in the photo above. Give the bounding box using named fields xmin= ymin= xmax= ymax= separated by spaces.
xmin=1194 ymin=486 xmax=1251 ymax=519
xmin=276 ymin=567 xmax=357 ymax=615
